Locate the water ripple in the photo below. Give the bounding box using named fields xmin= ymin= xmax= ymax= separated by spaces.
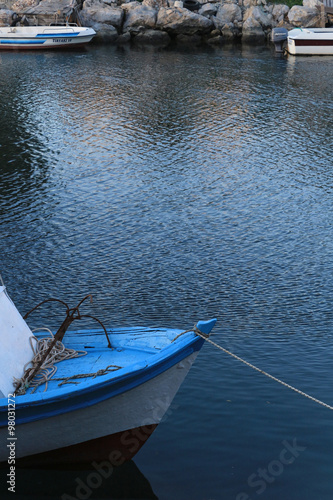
xmin=1 ymin=46 xmax=333 ymax=498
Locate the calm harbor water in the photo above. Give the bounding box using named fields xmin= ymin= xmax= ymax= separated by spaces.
xmin=0 ymin=44 xmax=333 ymax=499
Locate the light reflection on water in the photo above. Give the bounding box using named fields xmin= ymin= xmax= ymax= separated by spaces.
xmin=0 ymin=45 xmax=333 ymax=500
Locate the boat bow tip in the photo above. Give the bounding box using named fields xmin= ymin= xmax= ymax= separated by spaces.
xmin=196 ymin=318 xmax=217 ymax=336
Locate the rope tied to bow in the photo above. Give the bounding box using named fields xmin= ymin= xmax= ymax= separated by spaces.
xmin=192 ymin=327 xmax=333 ymax=411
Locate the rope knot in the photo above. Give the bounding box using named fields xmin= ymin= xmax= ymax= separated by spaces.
xmin=193 ymin=326 xmax=209 ymax=339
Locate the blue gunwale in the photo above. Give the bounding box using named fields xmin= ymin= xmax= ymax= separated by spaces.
xmin=0 ymin=330 xmax=205 ymax=427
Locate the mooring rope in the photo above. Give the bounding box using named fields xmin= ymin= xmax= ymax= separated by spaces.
xmin=193 ymin=327 xmax=333 ymax=411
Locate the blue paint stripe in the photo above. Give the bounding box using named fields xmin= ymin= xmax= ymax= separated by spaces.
xmin=0 ymin=40 xmax=46 ymax=45
xmin=0 ymin=334 xmax=204 ymax=426
xmin=36 ymin=32 xmax=79 ymax=38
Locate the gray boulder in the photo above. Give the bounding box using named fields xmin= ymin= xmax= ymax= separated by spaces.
xmin=11 ymin=0 xmax=39 ymax=12
xmin=81 ymin=0 xmax=124 ymax=29
xmin=242 ymin=15 xmax=265 ymax=40
xmin=156 ymin=6 xmax=213 ymax=35
xmin=0 ymin=0 xmax=13 ymax=7
xmin=198 ymin=2 xmax=218 ymax=18
xmin=123 ymin=4 xmax=157 ymax=33
xmin=288 ymin=5 xmax=321 ymax=27
xmin=133 ymin=27 xmax=171 ymax=43
xmin=303 ymin=0 xmax=322 ymax=7
xmin=121 ymin=1 xmax=141 ymax=12
xmin=243 ymin=0 xmax=258 ymax=8
xmin=0 ymin=8 xmax=13 ymax=25
xmin=176 ymin=33 xmax=202 ymax=44
xmin=243 ymin=5 xmax=273 ymax=29
xmin=14 ymin=0 xmax=73 ymax=24
xmin=206 ymin=31 xmax=223 ymax=44
xmin=212 ymin=3 xmax=242 ymax=29
xmin=272 ymin=4 xmax=289 ymax=24
xmin=92 ymin=22 xmax=119 ymax=41
xmin=142 ymin=0 xmax=168 ymax=8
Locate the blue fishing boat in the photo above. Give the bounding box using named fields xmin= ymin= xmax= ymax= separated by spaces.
xmin=0 ymin=286 xmax=216 ymax=467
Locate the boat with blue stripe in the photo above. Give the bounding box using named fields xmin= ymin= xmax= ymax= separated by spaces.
xmin=0 ymin=24 xmax=95 ymax=49
xmin=0 ymin=287 xmax=216 ymax=466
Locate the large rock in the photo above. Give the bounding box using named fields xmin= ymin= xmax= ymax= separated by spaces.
xmin=0 ymin=8 xmax=13 ymax=25
xmin=198 ymin=2 xmax=218 ymax=18
xmin=243 ymin=0 xmax=259 ymax=8
xmin=123 ymin=4 xmax=157 ymax=33
xmin=206 ymin=30 xmax=223 ymax=44
xmin=176 ymin=33 xmax=202 ymax=44
xmin=272 ymin=4 xmax=289 ymax=24
xmin=243 ymin=5 xmax=273 ymax=28
xmin=11 ymin=0 xmax=39 ymax=12
xmin=243 ymin=0 xmax=268 ymax=7
xmin=92 ymin=22 xmax=119 ymax=41
xmin=242 ymin=15 xmax=265 ymax=39
xmin=133 ymin=28 xmax=170 ymax=44
xmin=81 ymin=0 xmax=124 ymax=29
xmin=17 ymin=0 xmax=74 ymax=24
xmin=156 ymin=6 xmax=213 ymax=35
xmin=212 ymin=3 xmax=242 ymax=29
xmin=142 ymin=0 xmax=168 ymax=8
xmin=288 ymin=5 xmax=321 ymax=27
xmin=303 ymin=0 xmax=322 ymax=7
xmin=0 ymin=0 xmax=12 ymax=7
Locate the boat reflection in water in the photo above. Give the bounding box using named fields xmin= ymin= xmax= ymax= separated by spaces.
xmin=0 ymin=459 xmax=158 ymax=499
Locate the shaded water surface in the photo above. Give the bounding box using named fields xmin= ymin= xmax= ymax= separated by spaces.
xmin=0 ymin=45 xmax=333 ymax=499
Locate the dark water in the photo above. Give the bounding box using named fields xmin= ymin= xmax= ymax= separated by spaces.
xmin=1 ymin=44 xmax=333 ymax=499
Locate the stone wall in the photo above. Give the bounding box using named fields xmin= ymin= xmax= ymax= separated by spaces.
xmin=0 ymin=0 xmax=328 ymax=45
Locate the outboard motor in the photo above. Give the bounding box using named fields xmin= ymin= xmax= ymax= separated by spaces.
xmin=10 ymin=12 xmax=30 ymax=27
xmin=271 ymin=28 xmax=288 ymax=53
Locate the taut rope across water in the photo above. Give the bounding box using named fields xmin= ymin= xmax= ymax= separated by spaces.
xmin=193 ymin=327 xmax=333 ymax=411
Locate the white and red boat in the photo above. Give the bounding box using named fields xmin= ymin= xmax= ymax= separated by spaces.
xmin=0 ymin=24 xmax=95 ymax=50
xmin=0 ymin=286 xmax=216 ymax=467
xmin=287 ymin=27 xmax=333 ymax=55
xmin=272 ymin=27 xmax=333 ymax=55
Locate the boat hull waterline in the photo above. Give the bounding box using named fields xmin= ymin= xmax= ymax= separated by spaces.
xmin=0 ymin=26 xmax=96 ymax=49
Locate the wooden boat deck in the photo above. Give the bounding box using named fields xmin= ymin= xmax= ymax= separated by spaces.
xmin=24 ymin=326 xmax=191 ymax=396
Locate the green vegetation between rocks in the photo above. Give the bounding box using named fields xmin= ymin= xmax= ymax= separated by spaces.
xmin=270 ymin=0 xmax=303 ymax=8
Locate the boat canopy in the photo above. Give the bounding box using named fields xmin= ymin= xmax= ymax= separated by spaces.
xmin=0 ymin=287 xmax=34 ymax=398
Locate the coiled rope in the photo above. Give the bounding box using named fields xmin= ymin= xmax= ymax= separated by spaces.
xmin=193 ymin=327 xmax=333 ymax=411
xmin=14 ymin=329 xmax=121 ymax=395
xmin=14 ymin=329 xmax=87 ymax=395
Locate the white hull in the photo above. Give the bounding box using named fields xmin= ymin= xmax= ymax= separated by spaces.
xmin=0 ymin=352 xmax=198 ymax=461
xmin=0 ymin=25 xmax=95 ymax=50
xmin=287 ymin=28 xmax=333 ymax=55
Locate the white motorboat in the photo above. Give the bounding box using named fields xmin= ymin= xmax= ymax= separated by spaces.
xmin=287 ymin=28 xmax=333 ymax=55
xmin=271 ymin=27 xmax=333 ymax=56
xmin=0 ymin=24 xmax=96 ymax=50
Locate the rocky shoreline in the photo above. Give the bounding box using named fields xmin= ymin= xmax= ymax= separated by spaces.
xmin=0 ymin=0 xmax=330 ymax=46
